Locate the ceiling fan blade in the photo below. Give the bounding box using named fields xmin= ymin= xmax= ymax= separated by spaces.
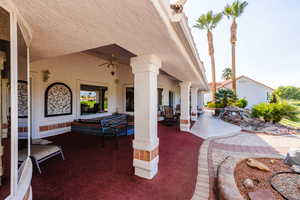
xmin=98 ymin=63 xmax=108 ymax=67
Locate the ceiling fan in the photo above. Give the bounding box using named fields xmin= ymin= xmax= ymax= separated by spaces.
xmin=98 ymin=54 xmax=119 ymax=68
xmin=98 ymin=54 xmax=119 ymax=75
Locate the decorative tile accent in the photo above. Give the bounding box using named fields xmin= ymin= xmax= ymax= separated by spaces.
xmin=1 ymin=124 xmax=8 ymax=129
xmin=45 ymin=82 xmax=72 ymax=117
xmin=180 ymin=119 xmax=190 ymax=124
xmin=40 ymin=122 xmax=72 ymax=132
xmin=134 ymin=146 xmax=159 ymax=161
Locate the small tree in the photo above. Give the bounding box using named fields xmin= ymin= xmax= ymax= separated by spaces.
xmin=215 ymin=88 xmax=237 ymax=107
xmin=222 ymin=67 xmax=233 ymax=80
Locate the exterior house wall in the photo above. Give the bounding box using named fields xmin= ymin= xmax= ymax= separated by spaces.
xmin=30 ymin=53 xmax=118 ymax=138
xmin=224 ymin=78 xmax=273 ymax=107
xmin=30 ymin=53 xmax=180 ymax=138
xmin=157 ymin=74 xmax=180 ymax=108
xmin=203 ymin=77 xmax=273 ymax=108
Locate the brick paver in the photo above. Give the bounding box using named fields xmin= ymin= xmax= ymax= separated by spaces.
xmin=192 ymin=132 xmax=300 ymax=200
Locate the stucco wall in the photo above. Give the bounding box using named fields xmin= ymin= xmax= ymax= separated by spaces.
xmin=30 ymin=53 xmax=180 ymax=138
xmin=225 ymin=78 xmax=273 ymax=107
xmin=203 ymin=77 xmax=273 ymax=108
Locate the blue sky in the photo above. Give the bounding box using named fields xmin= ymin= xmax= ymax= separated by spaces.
xmin=182 ymin=0 xmax=300 ymax=88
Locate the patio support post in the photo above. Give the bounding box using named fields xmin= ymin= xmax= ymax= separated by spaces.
xmin=131 ymin=55 xmax=161 ymax=179
xmin=179 ymin=81 xmax=191 ymax=131
xmin=191 ymin=87 xmax=199 ymax=121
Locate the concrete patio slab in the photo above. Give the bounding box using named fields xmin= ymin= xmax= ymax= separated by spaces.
xmin=190 ymin=111 xmax=241 ymax=139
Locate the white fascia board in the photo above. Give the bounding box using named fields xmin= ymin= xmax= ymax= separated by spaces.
xmin=151 ymin=0 xmax=208 ymax=91
xmin=171 ymin=13 xmax=208 ymax=90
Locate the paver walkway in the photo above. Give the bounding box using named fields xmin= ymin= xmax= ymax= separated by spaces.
xmin=190 ymin=111 xmax=241 ymax=139
xmin=192 ymin=132 xmax=300 ymax=200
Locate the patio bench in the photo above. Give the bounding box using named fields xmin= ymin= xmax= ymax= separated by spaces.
xmin=71 ymin=114 xmax=134 ymax=137
xmin=100 ymin=114 xmax=133 ymax=148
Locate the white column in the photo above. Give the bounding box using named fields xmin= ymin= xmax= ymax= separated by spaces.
xmin=131 ymin=55 xmax=161 ymax=179
xmin=179 ymin=81 xmax=191 ymax=131
xmin=191 ymin=87 xmax=199 ymax=121
xmin=198 ymin=91 xmax=204 ymax=109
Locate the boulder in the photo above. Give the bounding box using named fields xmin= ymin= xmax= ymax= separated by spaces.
xmin=285 ymin=148 xmax=300 ymax=166
xmin=243 ymin=178 xmax=254 ymax=189
xmin=246 ymin=158 xmax=270 ymax=171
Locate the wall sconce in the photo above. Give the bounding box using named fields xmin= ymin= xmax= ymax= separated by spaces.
xmin=42 ymin=70 xmax=51 ymax=82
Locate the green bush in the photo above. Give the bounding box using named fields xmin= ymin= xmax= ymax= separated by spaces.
xmin=207 ymin=102 xmax=216 ymax=108
xmin=207 ymin=101 xmax=225 ymax=108
xmin=215 ymin=88 xmax=237 ymax=107
xmin=235 ymin=98 xmax=248 ymax=108
xmin=251 ymin=102 xmax=297 ymax=123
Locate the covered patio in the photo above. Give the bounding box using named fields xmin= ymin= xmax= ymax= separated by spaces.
xmin=0 ymin=1 xmax=208 ymax=199
xmin=31 ymin=125 xmax=202 ymax=200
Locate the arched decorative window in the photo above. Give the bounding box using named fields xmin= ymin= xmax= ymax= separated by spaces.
xmin=45 ymin=82 xmax=72 ymax=117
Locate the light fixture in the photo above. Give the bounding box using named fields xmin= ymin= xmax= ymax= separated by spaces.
xmin=98 ymin=54 xmax=119 ymax=76
xmin=42 ymin=70 xmax=51 ymax=82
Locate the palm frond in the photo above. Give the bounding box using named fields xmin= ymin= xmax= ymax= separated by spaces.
xmin=223 ymin=5 xmax=232 ymax=18
xmin=223 ymin=0 xmax=248 ymax=18
xmin=194 ymin=11 xmax=223 ymax=31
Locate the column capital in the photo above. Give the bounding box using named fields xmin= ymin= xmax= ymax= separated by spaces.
xmin=179 ymin=81 xmax=191 ymax=88
xmin=191 ymin=87 xmax=199 ymax=91
xmin=131 ymin=55 xmax=161 ymax=74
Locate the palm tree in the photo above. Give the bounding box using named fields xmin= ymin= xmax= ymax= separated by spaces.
xmin=223 ymin=0 xmax=248 ymax=94
xmin=222 ymin=67 xmax=233 ymax=80
xmin=194 ymin=11 xmax=223 ymax=101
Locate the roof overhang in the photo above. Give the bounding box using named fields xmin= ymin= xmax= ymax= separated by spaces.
xmin=8 ymin=0 xmax=208 ymax=90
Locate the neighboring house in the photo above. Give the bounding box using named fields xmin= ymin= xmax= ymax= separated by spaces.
xmin=0 ymin=1 xmax=208 ymax=198
xmin=204 ymin=75 xmax=274 ymax=107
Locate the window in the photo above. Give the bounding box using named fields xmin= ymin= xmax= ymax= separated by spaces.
xmin=126 ymin=87 xmax=134 ymax=112
xmin=158 ymin=88 xmax=163 ymax=106
xmin=80 ymin=84 xmax=108 ymax=115
xmin=125 ymin=87 xmax=164 ymax=112
xmin=169 ymin=91 xmax=174 ymax=107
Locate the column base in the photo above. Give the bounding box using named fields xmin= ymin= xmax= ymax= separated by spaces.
xmin=191 ymin=114 xmax=197 ymax=121
xmin=191 ymin=111 xmax=197 ymax=121
xmin=133 ymin=144 xmax=159 ymax=179
xmin=133 ymin=156 xmax=159 ymax=179
xmin=180 ymin=119 xmax=190 ymax=132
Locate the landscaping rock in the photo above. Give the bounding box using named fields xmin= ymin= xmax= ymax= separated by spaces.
xmin=284 ymin=148 xmax=300 ymax=166
xmin=271 ymin=172 xmax=300 ymax=199
xmin=291 ymin=165 xmax=300 ymax=173
xmin=218 ymin=106 xmax=300 ymax=135
xmin=246 ymin=158 xmax=270 ymax=172
xmin=248 ymin=189 xmax=275 ymax=200
xmin=243 ymin=178 xmax=254 ymax=189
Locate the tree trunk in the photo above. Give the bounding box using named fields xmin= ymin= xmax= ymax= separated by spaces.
xmin=207 ymin=30 xmax=216 ymax=102
xmin=231 ymin=19 xmax=237 ymax=94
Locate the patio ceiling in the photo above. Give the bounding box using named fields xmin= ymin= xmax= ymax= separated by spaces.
xmin=84 ymin=44 xmax=136 ymax=66
xmin=11 ymin=0 xmax=207 ymax=89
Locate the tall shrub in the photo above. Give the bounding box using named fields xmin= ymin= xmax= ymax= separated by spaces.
xmin=215 ymin=88 xmax=237 ymax=107
xmin=252 ymin=102 xmax=297 ymax=123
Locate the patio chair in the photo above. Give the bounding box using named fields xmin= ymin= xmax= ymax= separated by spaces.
xmin=162 ymin=106 xmax=178 ymax=126
xmin=19 ymin=144 xmax=65 ymax=174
